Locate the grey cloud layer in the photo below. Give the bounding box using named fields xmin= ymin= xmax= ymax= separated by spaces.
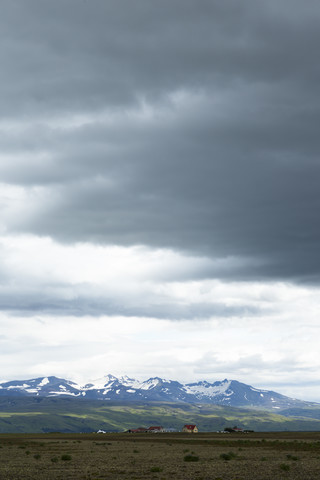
xmin=1 ymin=0 xmax=320 ymax=282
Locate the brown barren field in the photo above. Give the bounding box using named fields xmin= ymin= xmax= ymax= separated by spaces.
xmin=0 ymin=431 xmax=320 ymax=479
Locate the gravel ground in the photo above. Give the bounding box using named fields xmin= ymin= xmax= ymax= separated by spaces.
xmin=0 ymin=432 xmax=319 ymax=479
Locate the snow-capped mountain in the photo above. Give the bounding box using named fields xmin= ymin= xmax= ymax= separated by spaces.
xmin=0 ymin=376 xmax=81 ymax=397
xmin=0 ymin=374 xmax=317 ymax=410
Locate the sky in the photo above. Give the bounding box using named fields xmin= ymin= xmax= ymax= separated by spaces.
xmin=0 ymin=0 xmax=320 ymax=401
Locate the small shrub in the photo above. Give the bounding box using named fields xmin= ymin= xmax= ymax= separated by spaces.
xmin=25 ymin=450 xmax=31 ymax=455
xmin=33 ymin=454 xmax=41 ymax=460
xmin=150 ymin=466 xmax=163 ymax=472
xmin=61 ymin=454 xmax=72 ymax=461
xmin=51 ymin=457 xmax=59 ymax=463
xmin=184 ymin=454 xmax=199 ymax=462
xmin=220 ymin=453 xmax=231 ymax=461
xmin=279 ymin=463 xmax=290 ymax=471
xmin=287 ymin=454 xmax=299 ymax=461
xmin=220 ymin=452 xmax=236 ymax=461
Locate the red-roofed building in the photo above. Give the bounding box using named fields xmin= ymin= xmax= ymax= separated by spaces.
xmin=128 ymin=427 xmax=147 ymax=433
xmin=182 ymin=424 xmax=198 ymax=433
xmin=147 ymin=426 xmax=164 ymax=433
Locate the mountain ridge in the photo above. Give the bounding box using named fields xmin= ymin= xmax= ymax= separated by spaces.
xmin=0 ymin=374 xmax=318 ymax=411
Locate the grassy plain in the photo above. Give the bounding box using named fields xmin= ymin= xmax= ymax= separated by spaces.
xmin=0 ymin=431 xmax=320 ymax=479
xmin=1 ymin=397 xmax=320 ymax=433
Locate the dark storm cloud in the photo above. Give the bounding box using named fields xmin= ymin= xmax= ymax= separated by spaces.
xmin=1 ymin=0 xmax=320 ymax=282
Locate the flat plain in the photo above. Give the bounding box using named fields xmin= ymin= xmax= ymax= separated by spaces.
xmin=0 ymin=431 xmax=320 ymax=479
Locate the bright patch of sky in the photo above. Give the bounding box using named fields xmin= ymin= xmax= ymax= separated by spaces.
xmin=0 ymin=235 xmax=319 ymax=400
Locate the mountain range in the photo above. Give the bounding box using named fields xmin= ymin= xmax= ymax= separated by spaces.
xmin=0 ymin=374 xmax=317 ymax=411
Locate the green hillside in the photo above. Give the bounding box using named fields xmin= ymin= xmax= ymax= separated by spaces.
xmin=0 ymin=397 xmax=320 ymax=433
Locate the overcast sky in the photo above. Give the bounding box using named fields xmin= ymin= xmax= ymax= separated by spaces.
xmin=1 ymin=0 xmax=320 ymax=401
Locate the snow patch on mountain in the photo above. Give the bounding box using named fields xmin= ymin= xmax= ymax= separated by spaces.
xmin=8 ymin=384 xmax=30 ymax=390
xmin=251 ymin=387 xmax=268 ymax=393
xmin=84 ymin=374 xmax=117 ymax=390
xmin=38 ymin=377 xmax=50 ymax=387
xmin=48 ymin=391 xmax=79 ymax=396
xmin=184 ymin=379 xmax=232 ymax=398
xmin=118 ymin=376 xmax=145 ymax=390
xmin=140 ymin=378 xmax=161 ymax=390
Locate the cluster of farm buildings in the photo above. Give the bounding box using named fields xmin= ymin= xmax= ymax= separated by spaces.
xmin=127 ymin=424 xmax=198 ymax=433
xmin=97 ymin=425 xmax=249 ymax=434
